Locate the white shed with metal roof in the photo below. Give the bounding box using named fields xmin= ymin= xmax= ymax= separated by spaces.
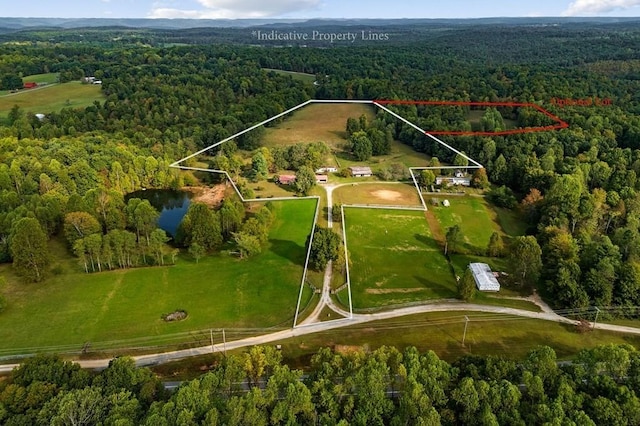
xmin=468 ymin=263 xmax=500 ymax=292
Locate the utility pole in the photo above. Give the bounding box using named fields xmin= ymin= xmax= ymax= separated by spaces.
xmin=210 ymin=329 xmax=214 ymax=353
xmin=462 ymin=316 xmax=469 ymax=347
xmin=223 ymin=329 xmax=227 ymax=356
xmin=593 ymin=307 xmax=600 ymax=330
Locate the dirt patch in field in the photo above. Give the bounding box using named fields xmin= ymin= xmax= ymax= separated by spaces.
xmin=183 ymin=184 xmax=226 ymax=207
xmin=371 ymin=189 xmax=403 ymax=201
xmin=425 ymin=210 xmax=445 ymax=244
xmin=366 ymin=288 xmax=427 ymax=294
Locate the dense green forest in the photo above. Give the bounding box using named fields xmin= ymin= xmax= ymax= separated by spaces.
xmin=3 ymin=344 xmax=640 ymax=425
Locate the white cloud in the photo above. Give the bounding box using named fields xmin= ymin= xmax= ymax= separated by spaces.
xmin=149 ymin=0 xmax=320 ymax=19
xmin=563 ymin=0 xmax=640 ymax=16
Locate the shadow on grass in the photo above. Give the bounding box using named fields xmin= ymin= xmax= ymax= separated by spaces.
xmin=269 ymin=239 xmax=306 ymax=266
xmin=414 ymin=276 xmax=456 ymax=299
xmin=414 ymin=233 xmax=442 ymax=250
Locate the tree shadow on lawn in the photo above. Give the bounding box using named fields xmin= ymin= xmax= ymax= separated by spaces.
xmin=414 ymin=233 xmax=443 ymax=251
xmin=269 ymin=239 xmax=306 ymax=266
xmin=414 ymin=276 xmax=456 ymax=299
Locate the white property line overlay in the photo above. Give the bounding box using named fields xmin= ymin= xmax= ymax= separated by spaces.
xmin=341 ymin=204 xmax=354 ymax=318
xmin=293 ymin=197 xmax=321 ymax=327
xmin=170 ymin=98 xmax=486 ymax=328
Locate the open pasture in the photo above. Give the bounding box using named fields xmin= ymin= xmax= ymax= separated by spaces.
xmin=344 ymin=207 xmax=455 ymax=309
xmin=429 ymin=196 xmax=503 ymax=253
xmin=262 ymin=102 xmax=376 ymax=148
xmin=0 ymin=81 xmax=103 ymax=119
xmin=0 ymin=200 xmax=317 ymax=355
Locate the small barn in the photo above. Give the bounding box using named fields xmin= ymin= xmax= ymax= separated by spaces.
xmin=349 ymin=166 xmax=373 ymax=177
xmin=316 ymin=175 xmax=328 ymax=184
xmin=468 ymin=263 xmax=501 ymax=292
xmin=278 ymin=175 xmax=296 ymax=185
xmin=23 ymin=82 xmax=37 ymax=89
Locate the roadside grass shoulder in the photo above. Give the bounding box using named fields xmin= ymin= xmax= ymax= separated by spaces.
xmin=151 ymin=310 xmax=640 ymax=380
xmin=273 ymin=312 xmax=640 ymax=365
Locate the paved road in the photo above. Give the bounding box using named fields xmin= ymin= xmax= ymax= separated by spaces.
xmin=3 ymin=302 xmax=640 ymax=374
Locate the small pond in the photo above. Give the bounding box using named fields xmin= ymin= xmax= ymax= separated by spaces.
xmin=126 ymin=189 xmax=191 ymax=237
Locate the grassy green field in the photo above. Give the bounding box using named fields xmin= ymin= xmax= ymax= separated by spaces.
xmin=0 ymin=81 xmax=104 ymax=119
xmin=0 ymin=200 xmax=317 ymax=355
xmin=333 ymin=183 xmax=421 ymax=207
xmin=333 ymin=140 xmax=431 ymax=171
xmin=344 ymin=208 xmax=455 ymax=309
xmin=263 ymin=68 xmax=316 ymax=84
xmin=262 ymin=103 xmax=376 ymax=148
xmin=23 ymin=73 xmax=59 ymax=84
xmin=430 ymin=196 xmax=503 ymax=253
xmin=494 ymin=205 xmax=528 ymax=237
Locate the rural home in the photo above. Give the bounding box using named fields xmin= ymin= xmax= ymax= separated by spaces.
xmin=349 ymin=166 xmax=373 ymax=177
xmin=23 ymin=82 xmax=37 ymax=89
xmin=316 ymin=175 xmax=328 ymax=184
xmin=316 ymin=167 xmax=338 ymax=173
xmin=468 ymin=262 xmax=501 ymax=292
xmin=436 ymin=173 xmax=471 ymax=186
xmin=278 ymin=175 xmax=296 ymax=185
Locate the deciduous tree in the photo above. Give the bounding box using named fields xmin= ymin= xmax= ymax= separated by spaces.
xmin=9 ymin=217 xmax=49 ymax=282
xmin=294 ymin=165 xmax=316 ymax=196
xmin=510 ymin=236 xmax=542 ymax=287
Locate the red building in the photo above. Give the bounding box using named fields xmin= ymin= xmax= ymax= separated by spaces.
xmin=23 ymin=82 xmax=37 ymax=89
xmin=278 ymin=175 xmax=296 ymax=185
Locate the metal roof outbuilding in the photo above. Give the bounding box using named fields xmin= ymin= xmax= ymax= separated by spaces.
xmin=468 ymin=262 xmax=501 ymax=292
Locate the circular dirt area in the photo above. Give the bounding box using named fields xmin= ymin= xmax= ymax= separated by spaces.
xmin=371 ymin=190 xmax=403 ymax=201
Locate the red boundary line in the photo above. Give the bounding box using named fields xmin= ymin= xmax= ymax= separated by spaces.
xmin=374 ymin=100 xmax=569 ymax=136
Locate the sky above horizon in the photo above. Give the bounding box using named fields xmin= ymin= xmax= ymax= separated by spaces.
xmin=3 ymin=0 xmax=640 ymax=20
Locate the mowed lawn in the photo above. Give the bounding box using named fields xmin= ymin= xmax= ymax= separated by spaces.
xmin=0 ymin=81 xmax=104 ymax=119
xmin=262 ymin=103 xmax=376 ymax=148
xmin=344 ymin=208 xmax=455 ymax=309
xmin=333 ymin=183 xmax=421 ymax=207
xmin=430 ymin=196 xmax=503 ymax=253
xmin=0 ymin=199 xmax=316 ymax=354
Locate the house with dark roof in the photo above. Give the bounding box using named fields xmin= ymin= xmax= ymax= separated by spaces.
xmin=349 ymin=166 xmax=373 ymax=177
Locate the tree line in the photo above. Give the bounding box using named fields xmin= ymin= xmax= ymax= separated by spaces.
xmin=2 ymin=343 xmax=640 ymax=425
